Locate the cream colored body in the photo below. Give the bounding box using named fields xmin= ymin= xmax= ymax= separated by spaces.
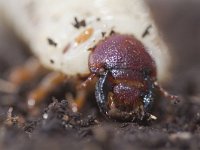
xmin=0 ymin=0 xmax=170 ymax=82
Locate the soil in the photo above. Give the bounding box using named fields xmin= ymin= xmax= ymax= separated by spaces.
xmin=0 ymin=1 xmax=200 ymax=150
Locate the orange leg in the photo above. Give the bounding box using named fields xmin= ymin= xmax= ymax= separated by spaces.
xmin=66 ymin=89 xmax=87 ymax=112
xmin=0 ymin=78 xmax=16 ymax=94
xmin=78 ymin=73 xmax=96 ymax=89
xmin=9 ymin=57 xmax=47 ymax=85
xmin=8 ymin=57 xmax=67 ymax=107
xmin=27 ymin=72 xmax=67 ymax=107
xmin=8 ymin=58 xmax=96 ymax=112
xmin=154 ymin=81 xmax=180 ymax=104
xmin=67 ymin=74 xmax=97 ymax=112
xmin=1 ymin=58 xmax=46 ymax=94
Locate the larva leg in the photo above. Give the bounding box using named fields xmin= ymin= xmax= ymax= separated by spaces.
xmin=66 ymin=89 xmax=87 ymax=112
xmin=67 ymin=74 xmax=99 ymax=112
xmin=79 ymin=73 xmax=96 ymax=88
xmin=0 ymin=78 xmax=16 ymax=94
xmin=69 ymin=76 xmax=97 ymax=112
xmin=153 ymin=81 xmax=180 ymax=104
xmin=9 ymin=57 xmax=47 ymax=86
xmin=27 ymin=72 xmax=67 ymax=108
xmin=8 ymin=57 xmax=89 ymax=111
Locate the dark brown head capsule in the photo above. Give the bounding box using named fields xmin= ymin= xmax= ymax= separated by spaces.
xmin=89 ymin=34 xmax=178 ymax=121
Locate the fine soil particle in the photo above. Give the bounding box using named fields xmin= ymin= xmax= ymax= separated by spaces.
xmin=0 ymin=1 xmax=200 ymax=150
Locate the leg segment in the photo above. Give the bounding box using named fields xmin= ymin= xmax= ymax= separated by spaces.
xmin=27 ymin=72 xmax=67 ymax=107
xmin=66 ymin=89 xmax=87 ymax=112
xmin=154 ymin=81 xmax=180 ymax=104
xmin=9 ymin=57 xmax=47 ymax=85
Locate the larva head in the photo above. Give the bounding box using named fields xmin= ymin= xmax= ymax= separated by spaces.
xmin=89 ymin=34 xmax=157 ymax=78
xmin=89 ymin=34 xmax=158 ymax=120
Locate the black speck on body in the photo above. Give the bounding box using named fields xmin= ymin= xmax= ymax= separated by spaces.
xmin=72 ymin=17 xmax=86 ymax=29
xmin=110 ymin=30 xmax=116 ymax=36
xmin=101 ymin=32 xmax=106 ymax=37
xmin=50 ymin=59 xmax=54 ymax=64
xmin=96 ymin=17 xmax=101 ymax=21
xmin=47 ymin=38 xmax=57 ymax=47
xmin=142 ymin=25 xmax=152 ymax=38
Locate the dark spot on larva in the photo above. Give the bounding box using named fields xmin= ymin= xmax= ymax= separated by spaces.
xmin=96 ymin=17 xmax=101 ymax=21
xmin=50 ymin=59 xmax=55 ymax=64
xmin=110 ymin=30 xmax=116 ymax=36
xmin=47 ymin=38 xmax=57 ymax=47
xmin=72 ymin=17 xmax=86 ymax=29
xmin=142 ymin=25 xmax=152 ymax=38
xmin=63 ymin=43 xmax=71 ymax=54
xmin=101 ymin=32 xmax=106 ymax=37
xmin=88 ymin=47 xmax=95 ymax=51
